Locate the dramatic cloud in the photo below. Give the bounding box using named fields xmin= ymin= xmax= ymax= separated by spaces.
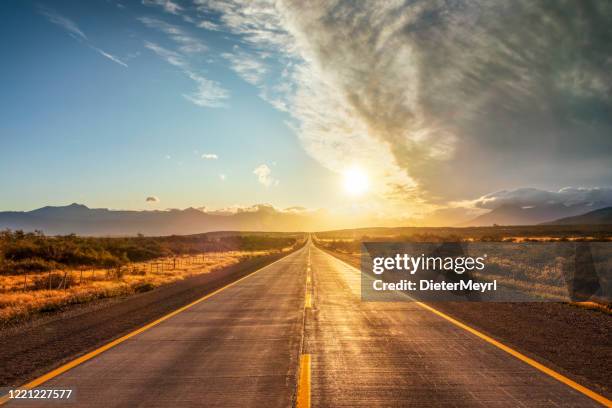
xmin=39 ymin=6 xmax=127 ymax=67
xmin=144 ymin=41 xmax=228 ymax=107
xmin=195 ymin=0 xmax=612 ymax=216
xmin=146 ymin=196 xmax=160 ymax=202
xmin=253 ymin=164 xmax=278 ymax=187
xmin=201 ymin=153 xmax=218 ymax=159
xmin=473 ymin=187 xmax=612 ymax=210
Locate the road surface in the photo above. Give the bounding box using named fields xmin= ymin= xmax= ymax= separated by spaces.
xmin=4 ymin=242 xmax=605 ymax=407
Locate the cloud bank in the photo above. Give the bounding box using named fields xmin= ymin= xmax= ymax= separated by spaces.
xmin=473 ymin=187 xmax=612 ymax=210
xmin=193 ymin=0 xmax=612 ymax=217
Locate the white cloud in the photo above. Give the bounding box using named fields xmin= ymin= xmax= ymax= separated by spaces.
xmin=91 ymin=46 xmax=128 ymax=67
xmin=145 ymin=196 xmax=160 ymax=202
xmin=472 ymin=187 xmax=612 ymax=210
xmin=198 ymin=20 xmax=221 ymax=31
xmin=221 ymin=46 xmax=267 ymax=85
xmin=139 ymin=17 xmax=207 ymax=54
xmin=201 ymin=153 xmax=218 ymax=159
xmin=144 ymin=41 xmax=228 ymax=108
xmin=219 ymin=173 xmax=227 ymax=181
xmin=38 ymin=6 xmax=127 ymax=68
xmin=253 ymin=164 xmax=278 ymax=187
xmin=38 ymin=6 xmax=87 ymax=40
xmin=142 ymin=0 xmax=182 ymax=15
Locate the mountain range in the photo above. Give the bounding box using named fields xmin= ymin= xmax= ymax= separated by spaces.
xmin=542 ymin=206 xmax=612 ymax=225
xmin=0 ymin=204 xmax=326 ymax=236
xmin=0 ymin=203 xmax=610 ymax=236
xmin=461 ymin=203 xmax=599 ymax=227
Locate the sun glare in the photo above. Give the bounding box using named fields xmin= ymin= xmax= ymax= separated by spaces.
xmin=343 ymin=166 xmax=370 ymax=196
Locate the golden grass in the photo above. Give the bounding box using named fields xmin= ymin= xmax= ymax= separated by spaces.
xmin=0 ymin=250 xmax=285 ymax=324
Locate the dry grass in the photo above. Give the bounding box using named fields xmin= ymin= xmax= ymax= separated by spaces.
xmin=0 ymin=249 xmax=285 ymax=324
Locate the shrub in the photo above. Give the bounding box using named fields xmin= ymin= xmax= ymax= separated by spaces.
xmin=32 ymin=272 xmax=77 ymax=290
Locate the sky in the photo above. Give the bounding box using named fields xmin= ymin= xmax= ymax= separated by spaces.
xmin=1 ymin=0 xmax=611 ymax=226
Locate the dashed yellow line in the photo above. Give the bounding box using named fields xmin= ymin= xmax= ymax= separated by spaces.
xmin=297 ymin=354 xmax=311 ymax=408
xmin=0 ymin=251 xmax=298 ymax=406
xmin=305 ymin=292 xmax=312 ymax=308
xmin=323 ymin=248 xmax=612 ymax=408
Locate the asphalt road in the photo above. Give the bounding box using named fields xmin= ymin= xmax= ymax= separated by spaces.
xmin=4 ymin=242 xmax=605 ymax=407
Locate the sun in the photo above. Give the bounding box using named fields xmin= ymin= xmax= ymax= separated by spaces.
xmin=343 ymin=166 xmax=370 ymax=196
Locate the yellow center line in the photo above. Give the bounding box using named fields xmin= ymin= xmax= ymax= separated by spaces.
xmin=296 ymin=354 xmax=311 ymax=408
xmin=0 ymin=251 xmax=298 ymax=406
xmin=305 ymin=292 xmax=312 ymax=309
xmin=323 ymin=248 xmax=612 ymax=408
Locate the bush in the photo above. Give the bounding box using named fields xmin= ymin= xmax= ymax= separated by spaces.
xmin=133 ymin=282 xmax=156 ymax=293
xmin=32 ymin=272 xmax=77 ymax=290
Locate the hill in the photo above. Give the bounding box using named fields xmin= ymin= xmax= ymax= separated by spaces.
xmin=543 ymin=206 xmax=612 ymax=225
xmin=462 ymin=203 xmax=595 ymax=226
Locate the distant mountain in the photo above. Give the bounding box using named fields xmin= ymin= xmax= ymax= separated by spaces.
xmin=462 ymin=203 xmax=598 ymax=226
xmin=0 ymin=203 xmax=330 ymax=236
xmin=543 ymin=206 xmax=612 ymax=225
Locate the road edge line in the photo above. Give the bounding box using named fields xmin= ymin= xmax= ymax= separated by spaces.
xmin=0 ymin=249 xmax=301 ymax=406
xmin=318 ymin=247 xmax=612 ymax=407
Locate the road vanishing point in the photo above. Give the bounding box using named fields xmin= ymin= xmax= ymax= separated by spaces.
xmin=2 ymin=240 xmax=610 ymax=407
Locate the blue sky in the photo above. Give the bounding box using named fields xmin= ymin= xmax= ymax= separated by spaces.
xmin=0 ymin=0 xmax=337 ymax=212
xmin=1 ymin=0 xmax=611 ymax=226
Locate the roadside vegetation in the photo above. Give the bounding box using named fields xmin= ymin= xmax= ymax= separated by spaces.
xmin=0 ymin=230 xmax=305 ymax=324
xmin=314 ymin=226 xmax=612 ymax=307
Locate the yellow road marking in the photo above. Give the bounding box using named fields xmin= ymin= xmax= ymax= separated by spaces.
xmin=0 ymin=251 xmax=298 ymax=406
xmin=323 ymin=248 xmax=612 ymax=408
xmin=297 ymin=354 xmax=311 ymax=408
xmin=305 ymin=292 xmax=312 ymax=308
xmin=415 ymin=302 xmax=612 ymax=407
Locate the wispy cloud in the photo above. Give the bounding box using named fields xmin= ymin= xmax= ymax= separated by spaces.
xmin=139 ymin=17 xmax=207 ymax=54
xmin=144 ymin=41 xmax=228 ymax=107
xmin=91 ymin=46 xmax=128 ymax=67
xmin=142 ymin=0 xmax=182 ymax=15
xmin=197 ymin=20 xmax=221 ymax=31
xmin=201 ymin=153 xmax=218 ymax=159
xmin=38 ymin=6 xmax=127 ymax=68
xmin=38 ymin=6 xmax=87 ymax=40
xmin=221 ymin=46 xmax=266 ymax=85
xmin=253 ymin=164 xmax=278 ymax=187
